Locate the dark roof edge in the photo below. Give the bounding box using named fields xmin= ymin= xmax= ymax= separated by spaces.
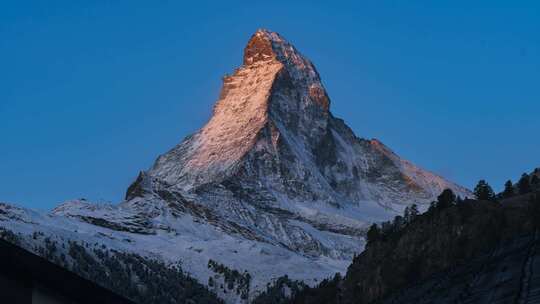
xmin=0 ymin=238 xmax=135 ymax=304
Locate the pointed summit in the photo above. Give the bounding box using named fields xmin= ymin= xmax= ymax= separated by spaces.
xmin=243 ymin=29 xmax=327 ymax=109
xmin=243 ymin=29 xmax=277 ymax=65
xmin=243 ymin=29 xmax=302 ymax=66
xmin=242 ymin=29 xmax=306 ymax=67
xmin=145 ymin=29 xmax=470 ymax=209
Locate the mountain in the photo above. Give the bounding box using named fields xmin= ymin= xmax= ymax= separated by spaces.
xmin=140 ymin=29 xmax=469 ymax=209
xmin=0 ymin=29 xmax=470 ymax=303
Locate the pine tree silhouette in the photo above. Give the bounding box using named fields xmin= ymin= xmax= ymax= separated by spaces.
xmin=518 ymin=173 xmax=531 ymax=194
xmin=502 ymin=180 xmax=514 ymax=198
xmin=474 ymin=180 xmax=496 ymax=201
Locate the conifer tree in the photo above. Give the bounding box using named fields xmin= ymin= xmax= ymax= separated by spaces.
xmin=518 ymin=173 xmax=531 ymax=194
xmin=410 ymin=204 xmax=419 ymax=218
xmin=437 ymin=189 xmax=456 ymax=209
xmin=391 ymin=216 xmax=404 ymax=233
xmin=531 ymin=174 xmax=539 ymax=186
xmin=403 ymin=205 xmax=419 ymax=223
xmin=502 ymin=180 xmax=514 ymax=198
xmin=366 ymin=224 xmax=380 ymax=244
xmin=403 ymin=206 xmax=411 ymax=222
xmin=474 ymin=180 xmax=496 ymax=201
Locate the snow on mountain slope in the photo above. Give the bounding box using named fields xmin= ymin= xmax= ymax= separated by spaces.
xmin=0 ymin=29 xmax=471 ymax=303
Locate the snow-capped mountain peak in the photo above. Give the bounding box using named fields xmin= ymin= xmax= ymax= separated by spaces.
xmin=145 ymin=29 xmax=469 ymax=206
xmin=0 ymin=29 xmax=471 ymax=303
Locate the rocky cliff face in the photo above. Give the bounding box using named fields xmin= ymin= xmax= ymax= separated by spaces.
xmin=0 ymin=29 xmax=471 ymax=303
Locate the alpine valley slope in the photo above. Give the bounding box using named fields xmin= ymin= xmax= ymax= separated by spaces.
xmin=0 ymin=29 xmax=471 ymax=303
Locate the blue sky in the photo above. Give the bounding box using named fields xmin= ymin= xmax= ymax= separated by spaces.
xmin=1 ymin=1 xmax=539 ymax=210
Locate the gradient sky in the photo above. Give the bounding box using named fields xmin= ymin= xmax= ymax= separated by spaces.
xmin=1 ymin=1 xmax=539 ymax=210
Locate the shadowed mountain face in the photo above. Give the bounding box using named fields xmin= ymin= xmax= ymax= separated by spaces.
xmin=0 ymin=30 xmax=472 ymax=304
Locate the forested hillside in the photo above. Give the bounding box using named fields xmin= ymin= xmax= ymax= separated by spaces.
xmin=260 ymin=169 xmax=540 ymax=304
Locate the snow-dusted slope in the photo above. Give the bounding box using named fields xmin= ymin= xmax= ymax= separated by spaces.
xmin=0 ymin=29 xmax=471 ymax=303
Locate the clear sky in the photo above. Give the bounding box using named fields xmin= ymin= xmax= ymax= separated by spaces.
xmin=1 ymin=1 xmax=539 ymax=210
